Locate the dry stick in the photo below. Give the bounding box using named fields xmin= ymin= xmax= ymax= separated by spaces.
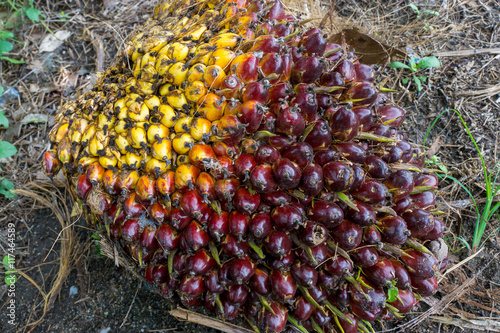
xmin=120 ymin=281 xmax=142 ymax=328
xmin=433 ymin=48 xmax=500 ymax=57
xmin=168 ymin=308 xmax=255 ymax=333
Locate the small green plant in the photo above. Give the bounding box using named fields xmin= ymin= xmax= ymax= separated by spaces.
xmin=409 ymin=3 xmax=439 ymax=30
xmin=2 ymin=255 xmax=16 ymax=285
xmin=0 ymin=30 xmax=25 ymax=64
xmin=0 ymin=87 xmax=17 ymax=200
xmin=390 ymin=56 xmax=441 ymax=92
xmin=424 ymin=109 xmax=500 ymax=253
xmin=91 ymin=232 xmax=103 ymax=256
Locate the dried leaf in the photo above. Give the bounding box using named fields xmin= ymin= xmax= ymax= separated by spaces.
xmin=39 ymin=31 xmax=72 ymax=53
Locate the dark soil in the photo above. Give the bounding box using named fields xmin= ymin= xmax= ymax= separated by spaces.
xmin=0 ymin=0 xmax=499 ymax=332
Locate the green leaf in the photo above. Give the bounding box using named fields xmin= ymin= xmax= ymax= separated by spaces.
xmin=0 ymin=141 xmax=17 ymax=158
xmin=0 ymin=111 xmax=9 ymax=128
xmin=390 ymin=61 xmax=410 ymax=69
xmin=0 ymin=56 xmax=25 ymax=64
xmin=91 ymin=232 xmax=100 ymax=240
xmin=386 ymin=286 xmax=399 ymax=303
xmin=0 ymin=178 xmax=16 ymax=199
xmin=2 ymin=255 xmax=12 ymax=270
xmin=401 ymin=77 xmax=409 ymax=84
xmin=5 ymin=274 xmax=16 ymax=285
xmin=408 ymin=57 xmax=417 ymax=71
xmin=0 ymin=40 xmax=13 ymax=54
xmin=413 ymin=75 xmax=422 ymax=91
xmin=409 ymin=4 xmax=419 ymax=14
xmin=417 ymin=76 xmax=428 ymax=82
xmin=23 ymin=6 xmax=41 ymax=23
xmin=421 ymin=9 xmax=439 ymax=16
xmin=0 ymin=31 xmax=14 ymax=39
xmin=416 ymin=56 xmax=441 ymax=68
xmin=0 ymin=86 xmax=4 ymax=95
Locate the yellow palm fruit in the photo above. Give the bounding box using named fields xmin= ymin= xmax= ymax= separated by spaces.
xmin=190 ymin=117 xmax=212 ymax=141
xmin=129 ymin=125 xmax=148 ymax=149
xmin=140 ymin=52 xmax=156 ymax=69
xmin=77 ymin=156 xmax=99 ymax=173
xmin=185 ymin=24 xmax=207 ymax=41
xmin=115 ymin=120 xmax=128 ymax=134
xmin=166 ymin=89 xmax=188 ymax=110
xmin=136 ymin=80 xmax=155 ymax=95
xmin=209 ymin=32 xmax=241 ymax=49
xmin=187 ymin=64 xmax=206 ymax=82
xmin=115 ymin=133 xmax=132 ymax=154
xmin=204 ymin=65 xmax=226 ymax=89
xmin=159 ymin=83 xmax=174 ymax=96
xmin=142 ymin=35 xmax=170 ymax=54
xmin=208 ymin=48 xmax=236 ymax=71
xmin=57 ymin=138 xmax=72 ymax=164
xmin=176 ymin=154 xmax=189 ymax=165
xmin=81 ymin=124 xmax=97 ymax=143
xmin=147 ymin=123 xmax=169 ymax=143
xmin=114 ymin=98 xmax=126 ymax=110
xmin=128 ymin=101 xmax=150 ymax=122
xmin=99 ymin=147 xmax=119 ymax=169
xmin=185 ymin=80 xmax=207 ymax=103
xmin=145 ymin=156 xmax=169 ymax=177
xmin=97 ymin=114 xmax=115 ymax=130
xmin=171 ymin=16 xmax=189 ymax=33
xmin=131 ymin=48 xmax=142 ymax=63
xmin=133 ymin=58 xmax=142 ymax=77
xmin=167 ymin=62 xmax=189 ymax=86
xmin=167 ymin=42 xmax=190 ymax=62
xmin=69 ymin=118 xmax=89 ymax=143
xmin=157 ymin=104 xmax=177 ymax=127
xmin=55 ymin=122 xmax=70 ymax=142
xmin=127 ymin=93 xmax=141 ymax=105
xmin=174 ymin=163 xmax=201 ymax=190
xmin=141 ymin=63 xmax=158 ymax=83
xmin=172 ymin=132 xmax=195 ymax=154
xmin=144 ymin=95 xmax=161 ymax=110
xmin=123 ymin=78 xmax=137 ymax=94
xmin=197 ymin=92 xmax=226 ymax=121
xmin=125 ymin=151 xmax=143 ymax=169
xmin=152 ymin=138 xmax=173 ymax=162
xmin=156 ymin=54 xmax=173 ymax=76
xmin=174 ymin=114 xmax=193 ymax=133
xmin=89 ymin=130 xmax=109 ymax=156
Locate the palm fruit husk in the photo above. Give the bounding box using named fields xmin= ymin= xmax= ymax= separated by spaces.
xmin=43 ymin=0 xmax=449 ymax=332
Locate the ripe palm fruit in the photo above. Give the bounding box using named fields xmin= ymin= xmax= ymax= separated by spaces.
xmin=45 ymin=0 xmax=449 ymax=331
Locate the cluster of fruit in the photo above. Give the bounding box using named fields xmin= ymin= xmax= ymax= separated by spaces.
xmin=43 ymin=0 xmax=448 ymax=332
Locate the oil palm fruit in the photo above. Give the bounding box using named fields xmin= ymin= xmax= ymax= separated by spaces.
xmin=45 ymin=0 xmax=449 ymax=331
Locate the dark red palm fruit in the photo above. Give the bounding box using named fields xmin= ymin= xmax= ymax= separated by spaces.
xmin=269 ymin=251 xmax=295 ymax=271
xmin=410 ymin=146 xmax=426 ymax=167
xmin=307 ymin=201 xmax=344 ymax=228
xmin=259 ymin=53 xmax=284 ymax=84
xmin=313 ymin=148 xmax=338 ymax=165
xmin=271 ymin=205 xmax=303 ymax=232
xmin=414 ymin=173 xmax=439 ymax=189
xmin=170 ymin=207 xmax=191 ymax=231
xmin=291 ymin=56 xmax=325 ymax=84
xmin=282 ymin=142 xmax=314 ymax=170
xmin=318 ymin=269 xmax=339 ymax=291
xmin=394 ymin=197 xmax=412 ymax=215
xmin=290 ymin=92 xmax=318 ymax=123
xmin=250 ymin=164 xmax=278 ymax=194
xmin=385 ymin=170 xmax=415 ymax=202
xmin=354 ymin=62 xmax=375 ymax=82
xmin=350 ymin=164 xmax=366 ymax=191
xmin=234 ymin=187 xmax=261 ymax=215
xmin=374 ymin=92 xmax=389 ymax=107
xmin=297 ymin=195 xmax=312 ymax=206
xmin=272 ymin=158 xmax=302 ymax=189
xmin=366 ymin=124 xmax=391 ymax=138
xmin=261 ymin=189 xmax=291 ymax=206
xmin=333 ymin=142 xmax=367 ymax=164
xmin=298 ymin=164 xmax=324 ymax=197
xmin=214 ymin=178 xmax=241 ymax=202
xmin=279 ymin=53 xmax=292 ymax=82
xmin=376 ymin=105 xmax=406 ymax=128
xmin=268 ymin=82 xmax=293 ymax=105
xmin=345 ymin=81 xmax=378 ymax=107
xmin=227 ymin=284 xmax=249 ymax=304
xmin=250 ymin=267 xmax=271 ymax=296
xmin=389 ymin=288 xmax=418 ymax=314
xmin=364 ymin=257 xmax=396 ymax=287
xmin=329 ymin=107 xmax=359 ymax=142
xmin=305 ymin=119 xmax=333 ymax=150
xmin=218 ymin=262 xmax=232 ymax=286
xmin=179 ymin=275 xmax=205 ymax=298
xmin=232 ymin=53 xmax=259 ymax=84
xmin=291 ymin=46 xmax=304 ymax=63
xmin=300 ymin=30 xmax=326 ymax=56
xmin=215 ymin=156 xmax=236 ymax=180
xmin=255 ymin=145 xmax=280 ymax=165
xmin=352 ymin=106 xmax=374 ymax=131
xmin=160 ymin=282 xmax=176 ymax=299
xmin=389 ymin=259 xmax=411 ymax=289
xmin=249 ymin=35 xmax=280 ymax=53
xmin=319 ymin=72 xmax=344 ymax=95
xmin=351 ymin=245 xmax=380 ymax=268
xmin=328 ymin=282 xmax=350 ymax=309
xmin=269 ymin=100 xmax=288 ymax=116
xmin=378 ymin=144 xmax=404 ymax=163
xmin=234 ymin=153 xmax=256 ymax=181
xmin=316 ymin=93 xmax=334 ymax=111
xmin=242 ymin=82 xmax=269 ymax=104
xmin=401 ymin=249 xmax=439 ymax=280
xmin=170 ymin=252 xmax=188 ymax=279
xmin=217 ymin=296 xmax=240 ymax=321
xmin=332 ymin=220 xmax=363 ymax=251
xmin=212 ymin=141 xmax=239 ymax=157
xmin=270 ymin=270 xmax=296 ymax=303
xmin=290 ymin=201 xmax=306 ymax=218
xmin=228 ymin=210 xmax=250 ymax=240
xmin=76 ymin=174 xmax=92 ymax=200
xmin=140 ymin=225 xmax=159 ymax=251
xmin=411 ymin=276 xmax=439 ymax=296
xmin=421 ymin=217 xmax=445 ymax=241
xmin=204 ymin=270 xmax=225 ymax=294
xmin=397 ymin=141 xmax=413 ymax=163
xmin=221 ymin=234 xmax=249 ymax=257
xmin=208 ymin=211 xmax=229 ymax=242
xmin=311 ymin=308 xmax=332 ymax=327
xmin=272 ymin=22 xmax=293 ymax=38
xmin=345 ymin=201 xmax=377 ymax=226
xmin=108 ymin=203 xmax=126 ymax=225
xmin=308 ymin=284 xmax=329 ymax=304
xmin=378 ymin=216 xmax=410 ymax=245
xmin=148 ymin=202 xmax=168 ymax=224
xmin=264 ymin=230 xmax=292 ymax=259
xmin=187 ymin=248 xmax=216 ymax=276
xmin=121 ymin=218 xmax=141 ymax=242
xmin=402 ymin=208 xmax=435 ymax=238
xmin=293 ymin=296 xmax=314 ymax=321
xmin=300 ymin=222 xmax=328 ymax=247
xmin=122 ymin=194 xmax=144 ymax=218
xmin=183 ymin=221 xmax=210 ymax=251
xmin=259 ymin=302 xmax=288 ymax=333
xmin=204 ymin=292 xmax=218 ymax=312
xmin=195 ymin=172 xmax=216 ymax=203
xmin=323 ymin=161 xmax=354 ymax=193
xmin=220 ymin=75 xmax=241 ymax=99
xmin=363 ymin=225 xmax=382 ymax=245
xmin=410 ymin=191 xmax=436 ymax=211
xmin=245 ymin=302 xmax=261 ymax=318
xmin=334 ymin=59 xmax=356 ymax=83
xmin=295 ymin=243 xmax=329 ymax=267
xmin=363 ymin=155 xmax=391 ymax=180
xmin=152 ymin=265 xmax=169 ymax=284
xmin=291 ymin=261 xmax=318 ymax=288
xmin=277 ymin=106 xmax=305 ymax=137
xmin=269 ymin=134 xmax=297 ymax=153
xmin=109 ymin=223 xmax=121 ymax=240
xmin=352 ymin=179 xmax=389 ymax=205
xmin=180 ymin=189 xmax=209 ymax=221
xmin=248 ymin=213 xmax=272 ymax=239
xmin=259 ymin=111 xmax=277 ymax=133
xmin=238 ymin=100 xmax=265 ymax=133
xmin=144 ymin=264 xmax=154 ymax=283
xmin=265 ymin=0 xmax=286 ymax=20
xmin=325 ymin=42 xmax=343 ymax=60
xmin=230 ymin=256 xmax=256 ymax=284
xmin=349 ymin=277 xmax=387 ymax=313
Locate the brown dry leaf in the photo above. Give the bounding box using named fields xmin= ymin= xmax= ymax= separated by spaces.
xmin=330 ymin=28 xmax=406 ymax=64
xmin=426 ymin=135 xmax=442 ymax=158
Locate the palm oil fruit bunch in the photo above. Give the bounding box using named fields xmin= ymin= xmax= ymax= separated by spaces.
xmin=43 ymin=0 xmax=449 ymax=331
